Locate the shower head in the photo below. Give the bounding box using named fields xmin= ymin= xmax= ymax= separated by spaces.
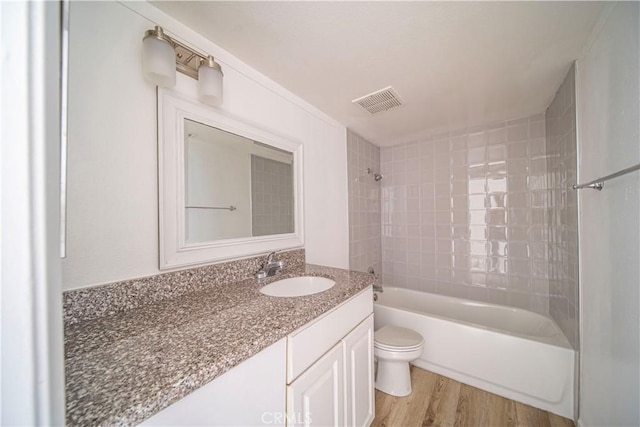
xmin=366 ymin=168 xmax=383 ymax=182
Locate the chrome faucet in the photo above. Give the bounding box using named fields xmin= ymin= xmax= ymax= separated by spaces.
xmin=255 ymin=251 xmax=285 ymax=279
xmin=369 ymin=267 xmax=383 ymax=293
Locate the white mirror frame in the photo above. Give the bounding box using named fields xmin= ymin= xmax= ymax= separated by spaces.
xmin=158 ymin=88 xmax=304 ymax=269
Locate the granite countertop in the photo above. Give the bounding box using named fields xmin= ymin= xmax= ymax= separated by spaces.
xmin=64 ymin=264 xmax=374 ymax=426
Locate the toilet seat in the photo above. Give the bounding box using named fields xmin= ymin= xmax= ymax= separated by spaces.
xmin=375 ymin=342 xmax=423 ymax=352
xmin=374 ymin=325 xmax=424 ymax=351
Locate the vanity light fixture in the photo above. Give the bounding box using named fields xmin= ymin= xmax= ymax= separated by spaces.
xmin=198 ymin=55 xmax=223 ymax=105
xmin=142 ymin=26 xmax=224 ymax=105
xmin=142 ymin=26 xmax=176 ymax=87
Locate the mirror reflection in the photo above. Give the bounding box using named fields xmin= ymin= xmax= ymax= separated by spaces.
xmin=184 ymin=119 xmax=294 ymax=243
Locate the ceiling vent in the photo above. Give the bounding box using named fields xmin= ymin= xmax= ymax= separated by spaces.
xmin=352 ymin=86 xmax=404 ymax=115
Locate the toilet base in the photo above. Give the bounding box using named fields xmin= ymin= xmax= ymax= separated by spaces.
xmin=375 ymin=358 xmax=412 ymax=397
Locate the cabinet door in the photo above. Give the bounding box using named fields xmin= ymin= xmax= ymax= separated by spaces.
xmin=343 ymin=314 xmax=374 ymax=427
xmin=287 ymin=342 xmax=345 ymax=427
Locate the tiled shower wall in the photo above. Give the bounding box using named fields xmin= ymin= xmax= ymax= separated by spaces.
xmin=347 ymin=130 xmax=382 ymax=276
xmin=380 ymin=115 xmax=551 ymax=314
xmin=545 ymin=64 xmax=579 ymax=349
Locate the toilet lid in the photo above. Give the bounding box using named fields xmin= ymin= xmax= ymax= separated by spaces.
xmin=374 ymin=326 xmax=424 ymax=349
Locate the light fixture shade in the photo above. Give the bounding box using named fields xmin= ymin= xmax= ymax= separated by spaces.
xmin=198 ymin=56 xmax=223 ymax=106
xmin=142 ymin=27 xmax=176 ymax=87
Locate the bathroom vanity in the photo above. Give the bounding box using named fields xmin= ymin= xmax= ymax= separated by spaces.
xmin=63 ymin=261 xmax=374 ymax=426
xmin=62 ymin=75 xmax=371 ymax=426
xmin=286 ymin=290 xmax=373 ymax=427
xmin=142 ymin=287 xmax=373 ymax=426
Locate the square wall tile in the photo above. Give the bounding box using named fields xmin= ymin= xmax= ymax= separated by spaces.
xmin=374 ymin=109 xmax=576 ymax=323
xmin=347 ymin=130 xmax=382 ymax=276
xmin=545 ymin=64 xmax=578 ymax=349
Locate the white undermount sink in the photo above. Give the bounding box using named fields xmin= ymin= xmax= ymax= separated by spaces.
xmin=259 ymin=276 xmax=336 ymax=297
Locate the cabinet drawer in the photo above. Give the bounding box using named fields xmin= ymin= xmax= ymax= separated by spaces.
xmin=287 ymin=287 xmax=372 ymax=383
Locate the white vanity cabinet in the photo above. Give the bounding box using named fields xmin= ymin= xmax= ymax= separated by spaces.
xmin=140 ymin=288 xmax=373 ymax=427
xmin=287 ymin=289 xmax=374 ymax=427
xmin=141 ymin=338 xmax=287 ymax=426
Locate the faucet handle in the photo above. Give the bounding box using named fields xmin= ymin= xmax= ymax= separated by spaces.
xmin=266 ymin=251 xmax=278 ymax=263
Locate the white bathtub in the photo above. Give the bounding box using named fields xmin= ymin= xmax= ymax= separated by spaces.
xmin=373 ymin=287 xmax=574 ymax=419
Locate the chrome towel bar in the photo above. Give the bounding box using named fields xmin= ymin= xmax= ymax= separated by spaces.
xmin=186 ymin=205 xmax=237 ymax=211
xmin=572 ymin=163 xmax=640 ymax=191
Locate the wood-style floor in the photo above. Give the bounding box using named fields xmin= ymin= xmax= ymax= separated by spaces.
xmin=372 ymin=366 xmax=575 ymax=427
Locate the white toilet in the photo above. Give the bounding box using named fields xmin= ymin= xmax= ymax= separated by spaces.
xmin=374 ymin=325 xmax=424 ymax=397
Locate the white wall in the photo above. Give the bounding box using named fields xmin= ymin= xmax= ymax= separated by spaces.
xmin=576 ymin=3 xmax=639 ymax=426
xmin=1 ymin=1 xmax=65 ymax=424
xmin=62 ymin=0 xmax=349 ymax=290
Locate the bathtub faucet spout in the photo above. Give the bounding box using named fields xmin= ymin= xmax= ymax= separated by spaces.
xmin=368 ymin=267 xmax=383 ymax=293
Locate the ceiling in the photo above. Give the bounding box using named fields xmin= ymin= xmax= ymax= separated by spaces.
xmin=152 ymin=1 xmax=604 ymax=147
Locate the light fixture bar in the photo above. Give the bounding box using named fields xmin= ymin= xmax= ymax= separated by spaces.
xmin=144 ymin=26 xmax=222 ymax=81
xmin=174 ymin=41 xmax=205 ymax=80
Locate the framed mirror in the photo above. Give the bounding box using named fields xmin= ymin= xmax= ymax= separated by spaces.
xmin=158 ymin=89 xmax=304 ymax=269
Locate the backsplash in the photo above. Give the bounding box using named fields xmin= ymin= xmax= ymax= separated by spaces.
xmin=380 ymin=114 xmax=551 ymax=314
xmin=347 ymin=130 xmax=382 ymax=276
xmin=63 ymin=249 xmax=305 ymax=325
